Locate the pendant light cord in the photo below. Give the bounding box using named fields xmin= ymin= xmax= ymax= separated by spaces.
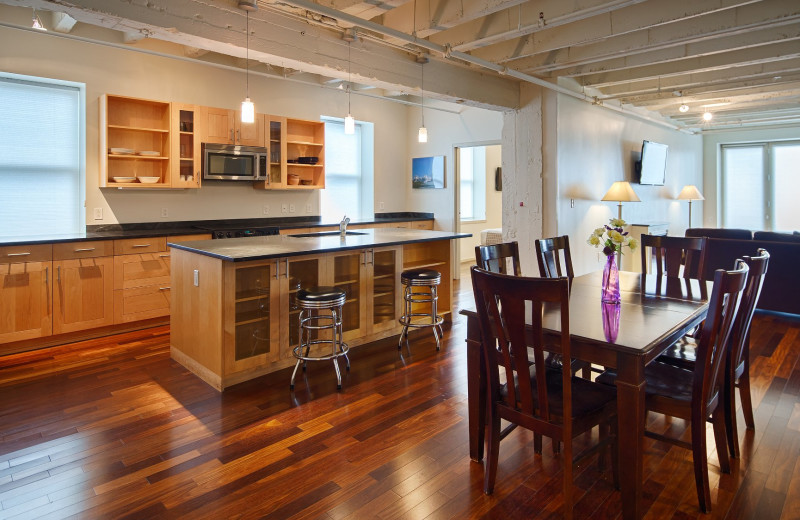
xmin=348 ymin=40 xmax=351 ymax=114
xmin=414 ymin=0 xmax=424 ymax=127
xmin=246 ymin=11 xmax=250 ymax=98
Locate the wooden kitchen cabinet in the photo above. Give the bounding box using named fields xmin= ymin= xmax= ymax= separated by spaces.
xmin=254 ymin=116 xmax=325 ymax=190
xmin=200 ymin=106 xmax=265 ymax=147
xmin=171 ymin=103 xmax=203 ymax=188
xmin=366 ymin=246 xmax=402 ymax=334
xmin=279 ymin=254 xmax=325 ymax=360
xmin=0 ymin=245 xmax=52 ymax=345
xmin=225 ymin=259 xmax=282 ymax=375
xmin=113 ymin=239 xmax=171 ymax=324
xmin=99 ymin=94 xmax=171 ymax=188
xmin=52 ymin=241 xmax=114 ymax=334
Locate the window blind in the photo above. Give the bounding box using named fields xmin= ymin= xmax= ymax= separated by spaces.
xmin=0 ymin=75 xmax=84 ymax=237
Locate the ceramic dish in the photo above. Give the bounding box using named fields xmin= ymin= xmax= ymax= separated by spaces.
xmin=109 ymin=148 xmax=134 ymax=155
xmin=137 ymin=176 xmax=160 ymax=184
xmin=112 ymin=176 xmax=136 ymax=183
xmin=138 ymin=150 xmax=160 ymax=156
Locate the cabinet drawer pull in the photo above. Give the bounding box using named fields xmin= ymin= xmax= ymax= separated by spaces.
xmin=159 ymin=287 xmax=170 ymax=290
xmin=6 ymin=252 xmax=31 ymax=257
xmin=57 ymin=266 xmax=61 ymax=283
xmin=285 ymin=258 xmax=289 ymax=279
xmin=275 ymin=259 xmax=280 ymax=280
xmin=230 ymin=129 xmax=234 ymax=141
xmin=131 ymin=244 xmax=151 ymax=248
xmin=44 ymin=267 xmax=48 ymax=284
xmin=73 ymin=247 xmax=96 ymax=252
xmin=159 ymin=254 xmax=170 ymax=258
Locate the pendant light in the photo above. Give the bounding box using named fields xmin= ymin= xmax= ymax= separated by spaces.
xmin=344 ymin=31 xmax=355 ymax=135
xmin=31 ymin=9 xmax=46 ymax=31
xmin=240 ymin=2 xmax=256 ymax=123
xmin=413 ymin=0 xmax=427 ymax=142
xmin=418 ymin=53 xmax=428 ymax=143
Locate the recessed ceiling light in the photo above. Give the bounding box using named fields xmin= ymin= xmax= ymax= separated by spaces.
xmin=679 ymin=104 xmax=689 ymax=113
xmin=703 ymin=112 xmax=713 ymax=121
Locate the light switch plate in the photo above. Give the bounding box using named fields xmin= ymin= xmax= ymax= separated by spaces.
xmin=93 ymin=207 xmax=103 ymax=220
xmin=193 ymin=269 xmax=199 ymax=286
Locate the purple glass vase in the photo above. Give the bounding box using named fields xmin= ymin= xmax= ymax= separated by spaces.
xmin=601 ymin=254 xmax=621 ymax=304
xmin=602 ymin=302 xmax=621 ymax=342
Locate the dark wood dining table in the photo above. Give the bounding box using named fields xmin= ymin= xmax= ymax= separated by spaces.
xmin=460 ymin=270 xmax=711 ymax=520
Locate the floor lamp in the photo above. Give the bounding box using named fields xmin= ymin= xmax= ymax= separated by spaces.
xmin=678 ymin=185 xmax=704 ymax=228
xmin=601 ymin=181 xmax=641 ymax=265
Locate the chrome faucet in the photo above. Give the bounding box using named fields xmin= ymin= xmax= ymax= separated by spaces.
xmin=339 ymin=215 xmax=350 ymax=236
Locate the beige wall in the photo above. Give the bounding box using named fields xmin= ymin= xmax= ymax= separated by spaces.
xmin=0 ymin=24 xmax=454 ymax=225
xmin=550 ymin=94 xmax=703 ymax=275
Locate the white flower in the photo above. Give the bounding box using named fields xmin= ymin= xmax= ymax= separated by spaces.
xmin=609 ymin=230 xmax=624 ymax=243
xmin=593 ymin=227 xmax=605 ymax=236
xmin=628 ymin=238 xmax=638 ymax=251
xmin=610 ymin=218 xmax=627 ymax=228
xmin=587 ymin=235 xmax=601 ymax=246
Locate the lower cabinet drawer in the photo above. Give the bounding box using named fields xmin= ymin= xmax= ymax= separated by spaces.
xmin=114 ymin=285 xmax=170 ymax=323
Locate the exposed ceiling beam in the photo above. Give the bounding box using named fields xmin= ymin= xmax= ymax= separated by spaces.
xmin=468 ymin=0 xmax=767 ymax=65
xmin=578 ymin=40 xmax=800 ymax=88
xmin=379 ymin=0 xmax=527 ymax=39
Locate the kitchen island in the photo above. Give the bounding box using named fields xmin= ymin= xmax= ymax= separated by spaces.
xmin=168 ymin=228 xmax=468 ymax=390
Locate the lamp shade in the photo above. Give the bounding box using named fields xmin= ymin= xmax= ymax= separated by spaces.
xmin=677 ymin=185 xmax=704 ymax=201
xmin=601 ymin=181 xmax=641 ymax=203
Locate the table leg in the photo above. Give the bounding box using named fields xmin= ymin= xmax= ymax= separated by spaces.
xmin=616 ymin=354 xmax=646 ymax=520
xmin=467 ymin=317 xmax=485 ymax=461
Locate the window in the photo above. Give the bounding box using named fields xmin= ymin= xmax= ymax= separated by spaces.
xmin=320 ymin=119 xmax=374 ymax=221
xmin=721 ymin=141 xmax=800 ymax=231
xmin=459 ymin=146 xmax=486 ymax=221
xmin=0 ymin=73 xmax=85 ymax=237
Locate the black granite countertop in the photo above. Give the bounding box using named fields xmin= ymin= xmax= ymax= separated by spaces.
xmin=168 ymin=228 xmax=470 ymax=262
xmin=0 ymin=213 xmax=435 ymax=247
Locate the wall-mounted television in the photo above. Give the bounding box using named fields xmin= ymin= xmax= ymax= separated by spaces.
xmin=636 ymin=140 xmax=668 ymax=185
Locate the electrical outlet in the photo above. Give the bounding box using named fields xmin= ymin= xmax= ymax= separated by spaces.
xmin=379 ymin=201 xmax=385 ymax=210
xmin=289 ymin=204 xmax=296 ymax=213
xmin=161 ymin=208 xmax=169 ymax=218
xmin=263 ymin=205 xmax=270 ymax=215
xmin=93 ymin=207 xmax=103 ymax=220
xmin=305 ymin=203 xmax=312 ymax=213
xmin=281 ymin=204 xmax=288 ymax=214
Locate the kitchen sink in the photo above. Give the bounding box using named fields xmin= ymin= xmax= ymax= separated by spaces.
xmin=288 ymin=231 xmax=368 ymax=238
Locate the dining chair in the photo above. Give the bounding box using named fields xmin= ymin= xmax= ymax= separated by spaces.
xmin=597 ymin=261 xmax=749 ymax=513
xmin=475 ymin=241 xmax=522 ymax=276
xmin=535 ymin=235 xmax=574 ymax=279
xmin=471 ymin=267 xmax=618 ymax=517
xmin=640 ymin=234 xmax=707 ymax=278
xmin=659 ymin=249 xmax=769 ymax=458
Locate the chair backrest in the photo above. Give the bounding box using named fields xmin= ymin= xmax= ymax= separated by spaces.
xmin=729 ymin=249 xmax=770 ymax=372
xmin=475 ymin=242 xmax=522 ymax=276
xmin=470 ymin=267 xmax=572 ymax=435
xmin=535 ymin=235 xmax=574 ymax=279
xmin=694 ymin=261 xmax=748 ymax=411
xmin=640 ymin=234 xmax=707 ymax=278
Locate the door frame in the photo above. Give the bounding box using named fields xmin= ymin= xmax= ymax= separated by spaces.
xmin=452 ymin=140 xmax=502 ymax=278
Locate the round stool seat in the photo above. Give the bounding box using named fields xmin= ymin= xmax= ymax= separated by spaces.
xmin=296 ymin=286 xmax=346 ymax=307
xmin=401 ymin=269 xmax=441 ymax=285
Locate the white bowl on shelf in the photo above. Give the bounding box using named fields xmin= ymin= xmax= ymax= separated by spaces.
xmin=109 ymin=148 xmax=134 ymax=155
xmin=112 ymin=176 xmax=136 ymax=183
xmin=138 ymin=150 xmax=160 ymax=156
xmin=137 ymin=176 xmax=160 ymax=184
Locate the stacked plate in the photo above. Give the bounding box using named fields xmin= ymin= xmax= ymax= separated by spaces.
xmin=112 ymin=176 xmax=136 ymax=183
xmin=138 ymin=150 xmax=160 ymax=156
xmin=109 ymin=148 xmax=134 ymax=155
xmin=137 ymin=176 xmax=160 ymax=184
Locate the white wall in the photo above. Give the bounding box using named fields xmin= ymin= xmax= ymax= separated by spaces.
xmin=0 ymin=24 xmax=460 ymax=226
xmin=459 ymin=145 xmax=503 ymax=262
xmin=702 ymin=126 xmax=800 ymax=228
xmin=549 ymin=94 xmax=703 ymax=275
xmin=405 ymin=104 xmax=504 ymax=234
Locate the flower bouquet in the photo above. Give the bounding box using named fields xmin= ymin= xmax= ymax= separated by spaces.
xmin=587 ymin=218 xmax=638 ymax=303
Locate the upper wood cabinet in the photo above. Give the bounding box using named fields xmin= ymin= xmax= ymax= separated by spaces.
xmin=99 ymin=94 xmax=171 ymax=188
xmin=200 ymin=106 xmax=265 ymax=147
xmin=254 ymin=117 xmax=325 ymax=190
xmin=170 ymin=103 xmax=203 ymax=189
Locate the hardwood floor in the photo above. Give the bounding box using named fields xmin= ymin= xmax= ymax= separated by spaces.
xmin=1 ymin=265 xmax=800 ymax=519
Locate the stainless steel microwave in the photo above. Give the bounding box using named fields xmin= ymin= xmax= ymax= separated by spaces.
xmin=202 ymin=143 xmax=267 ymax=181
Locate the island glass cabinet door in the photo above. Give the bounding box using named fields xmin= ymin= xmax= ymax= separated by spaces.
xmin=280 ymin=254 xmax=325 ymax=359
xmin=326 ymin=250 xmax=367 ymax=341
xmin=225 ymin=260 xmax=282 ymax=374
xmin=366 ymin=246 xmax=402 ymax=335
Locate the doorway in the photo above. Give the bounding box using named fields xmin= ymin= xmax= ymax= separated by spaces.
xmin=453 ymin=143 xmax=502 ymax=273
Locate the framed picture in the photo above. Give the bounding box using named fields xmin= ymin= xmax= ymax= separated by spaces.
xmin=412 ymin=155 xmax=445 ymax=189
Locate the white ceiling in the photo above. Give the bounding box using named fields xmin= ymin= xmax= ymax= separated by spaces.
xmin=3 ymin=0 xmax=800 ymax=133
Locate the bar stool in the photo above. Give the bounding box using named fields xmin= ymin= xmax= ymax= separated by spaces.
xmin=398 ymin=269 xmax=444 ymax=351
xmin=290 ymin=286 xmax=350 ymax=390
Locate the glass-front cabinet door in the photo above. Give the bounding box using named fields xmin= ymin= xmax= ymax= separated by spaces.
xmin=326 ymin=250 xmax=367 ymax=341
xmin=280 ymin=255 xmax=325 ymax=359
xmin=367 ymin=246 xmax=401 ymax=334
xmin=225 ymin=260 xmax=281 ymax=375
